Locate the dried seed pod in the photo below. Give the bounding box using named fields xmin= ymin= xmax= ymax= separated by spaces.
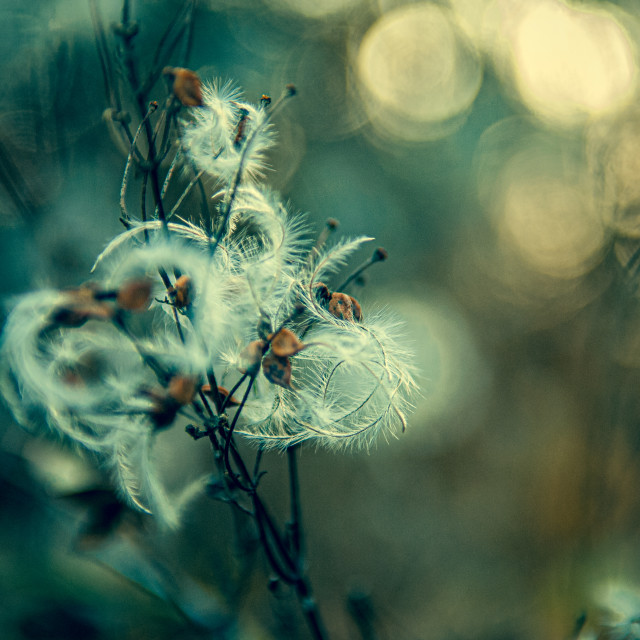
xmin=373 ymin=247 xmax=388 ymax=262
xmin=168 ymin=375 xmax=198 ymax=406
xmin=313 ymin=282 xmax=331 ymax=302
xmin=262 ymin=352 xmax=292 ymax=389
xmin=145 ymin=375 xmax=197 ymax=429
xmin=169 ymin=275 xmax=193 ymax=308
xmin=328 ymin=292 xmax=362 ymax=322
xmin=202 ymin=384 xmax=241 ymax=407
xmin=269 ymin=328 xmax=306 ymax=357
xmin=163 ymin=67 xmax=203 ymax=107
xmin=149 ymin=397 xmax=180 ymax=429
xmin=50 ymin=302 xmax=114 ymax=327
xmin=117 ymin=278 xmax=152 ymax=312
xmin=239 ymin=340 xmax=268 ymax=376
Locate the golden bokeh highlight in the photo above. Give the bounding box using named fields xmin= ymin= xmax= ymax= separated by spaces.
xmin=496 ymin=0 xmax=637 ymax=126
xmin=588 ymin=111 xmax=640 ymax=240
xmin=498 ymin=168 xmax=605 ymax=279
xmin=476 ymin=119 xmax=607 ymax=279
xmin=355 ymin=3 xmax=482 ymax=141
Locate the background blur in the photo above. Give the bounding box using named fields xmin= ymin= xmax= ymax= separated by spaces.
xmin=3 ymin=0 xmax=640 ymax=638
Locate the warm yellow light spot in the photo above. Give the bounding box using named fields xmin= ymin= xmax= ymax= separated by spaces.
xmin=511 ymin=0 xmax=636 ymax=125
xmin=355 ymin=3 xmax=482 ymax=141
xmin=498 ymin=162 xmax=605 ymax=278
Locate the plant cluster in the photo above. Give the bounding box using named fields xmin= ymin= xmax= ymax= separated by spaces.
xmin=0 ymin=3 xmax=416 ymax=638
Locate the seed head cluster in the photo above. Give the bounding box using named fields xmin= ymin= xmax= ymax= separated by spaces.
xmin=0 ymin=78 xmax=417 ymax=526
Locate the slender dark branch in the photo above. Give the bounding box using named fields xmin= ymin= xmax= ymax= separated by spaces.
xmin=114 ymin=8 xmax=170 ymax=237
xmin=172 ymin=306 xmax=186 ymax=343
xmin=287 ymin=444 xmax=303 ymax=561
xmin=223 ymin=377 xmax=256 ymax=491
xmin=253 ymin=447 xmax=264 ymax=484
xmin=220 ymin=373 xmax=249 ymax=413
xmin=336 ymin=248 xmax=388 ymax=293
xmin=252 ymin=497 xmax=298 ymax=584
xmin=89 ymin=0 xmax=121 ymax=111
xmin=141 ymin=1 xmax=195 ymax=96
xmin=205 ymin=368 xmax=224 ymax=414
xmin=140 ymin=168 xmax=149 ymax=225
xmin=307 ymin=218 xmax=339 ymax=267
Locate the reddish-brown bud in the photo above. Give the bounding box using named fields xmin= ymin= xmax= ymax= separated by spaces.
xmin=328 ymin=292 xmax=362 ymax=322
xmin=50 ymin=302 xmax=113 ymax=327
xmin=262 ymin=352 xmax=292 ymax=389
xmin=168 ymin=375 xmax=198 ymax=406
xmin=202 ymin=385 xmax=241 ymax=407
xmin=269 ymin=328 xmax=306 ymax=358
xmin=169 ymin=275 xmax=193 ymax=308
xmin=163 ymin=67 xmax=203 ymax=107
xmin=373 ymin=247 xmax=388 ymax=262
xmin=239 ymin=340 xmax=268 ymax=376
xmin=117 ymin=278 xmax=152 ymax=312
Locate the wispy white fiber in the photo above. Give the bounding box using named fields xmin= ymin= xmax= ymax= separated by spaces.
xmin=0 ymin=74 xmax=418 ymax=526
xmin=181 ymin=80 xmax=275 ymax=184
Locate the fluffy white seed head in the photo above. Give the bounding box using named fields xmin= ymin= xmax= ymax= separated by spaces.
xmin=181 ymin=80 xmax=275 ymax=184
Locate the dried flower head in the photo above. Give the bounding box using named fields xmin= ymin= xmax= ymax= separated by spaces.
xmin=0 ymin=72 xmax=417 ymax=528
xmin=163 ymin=66 xmax=203 ymax=107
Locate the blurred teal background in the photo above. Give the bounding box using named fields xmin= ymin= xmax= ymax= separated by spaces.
xmin=4 ymin=0 xmax=640 ymax=638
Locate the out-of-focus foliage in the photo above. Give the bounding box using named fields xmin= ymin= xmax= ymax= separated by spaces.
xmin=4 ymin=0 xmax=640 ymax=638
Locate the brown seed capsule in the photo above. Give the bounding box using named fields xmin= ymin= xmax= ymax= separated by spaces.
xmin=163 ymin=67 xmax=203 ymax=107
xmin=117 ymin=278 xmax=152 ymax=312
xmin=239 ymin=340 xmax=268 ymax=376
xmin=50 ymin=302 xmax=114 ymax=327
xmin=373 ymin=247 xmax=388 ymax=262
xmin=149 ymin=397 xmax=181 ymax=429
xmin=202 ymin=384 xmax=241 ymax=407
xmin=262 ymin=352 xmax=292 ymax=389
xmin=169 ymin=275 xmax=193 ymax=308
xmin=168 ymin=375 xmax=198 ymax=406
xmin=328 ymin=292 xmax=362 ymax=322
xmin=313 ymin=282 xmax=331 ymax=302
xmin=269 ymin=328 xmax=306 ymax=358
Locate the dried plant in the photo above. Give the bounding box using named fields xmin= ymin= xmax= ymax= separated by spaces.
xmin=0 ymin=2 xmax=416 ymax=638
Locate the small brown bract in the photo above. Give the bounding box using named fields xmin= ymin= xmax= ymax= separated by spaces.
xmin=117 ymin=279 xmax=152 ymax=312
xmin=163 ymin=67 xmax=203 ymax=107
xmin=262 ymin=352 xmax=292 ymax=389
xmin=328 ymin=292 xmax=362 ymax=322
xmin=269 ymin=328 xmax=306 ymax=358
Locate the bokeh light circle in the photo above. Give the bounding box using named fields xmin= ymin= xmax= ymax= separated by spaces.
xmin=355 ymin=3 xmax=482 ymax=141
xmin=490 ymin=0 xmax=638 ymax=126
xmin=475 ymin=118 xmax=607 ymax=280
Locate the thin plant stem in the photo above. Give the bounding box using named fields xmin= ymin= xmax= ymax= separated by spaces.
xmin=336 ymin=248 xmax=387 ymax=293
xmin=287 ymin=444 xmax=303 ymax=561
